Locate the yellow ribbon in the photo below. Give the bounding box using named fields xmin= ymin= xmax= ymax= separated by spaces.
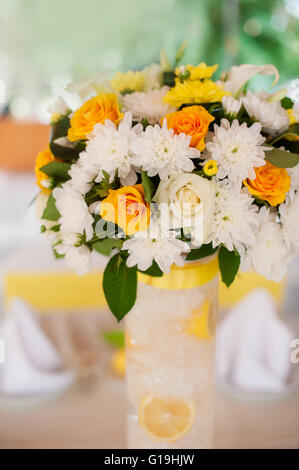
xmin=138 ymin=256 xmax=219 ymax=290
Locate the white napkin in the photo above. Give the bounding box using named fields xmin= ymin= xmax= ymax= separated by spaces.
xmin=216 ymin=289 xmax=294 ymax=393
xmin=0 ymin=298 xmax=76 ymax=395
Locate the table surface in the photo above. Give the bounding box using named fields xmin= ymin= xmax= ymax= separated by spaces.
xmin=0 ymin=376 xmax=298 ymax=449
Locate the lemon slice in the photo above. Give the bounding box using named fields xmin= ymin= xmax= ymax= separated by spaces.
xmin=185 ymin=299 xmax=212 ymax=340
xmin=139 ymin=395 xmax=195 ymax=442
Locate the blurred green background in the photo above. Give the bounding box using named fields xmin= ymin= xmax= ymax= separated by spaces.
xmin=0 ymin=0 xmax=298 ymax=121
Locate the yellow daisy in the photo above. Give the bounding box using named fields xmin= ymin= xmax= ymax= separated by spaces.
xmin=203 ymin=160 xmax=218 ymax=177
xmin=176 ymin=63 xmax=218 ymax=81
xmin=163 ymin=79 xmax=230 ymax=108
xmin=110 ymin=70 xmax=144 ymax=94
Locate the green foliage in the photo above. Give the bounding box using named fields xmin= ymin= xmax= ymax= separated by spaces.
xmin=103 ymin=253 xmax=137 ymax=321
xmin=92 ymin=238 xmax=123 ymax=256
xmin=141 ymin=171 xmax=155 ymax=203
xmin=281 ymin=97 xmax=294 ymax=110
xmin=42 ymin=193 xmax=60 ymax=221
xmin=138 ymin=261 xmax=163 ymax=277
xmin=218 ymin=246 xmax=240 ymax=287
xmin=186 ymin=243 xmax=218 ymax=261
xmin=266 ymin=147 xmax=299 ymax=169
xmin=49 ymin=116 xmax=82 ymax=161
xmin=39 ymin=161 xmax=71 ymax=181
xmin=175 ymin=40 xmax=188 ymax=65
xmin=163 ymin=71 xmax=176 ymax=87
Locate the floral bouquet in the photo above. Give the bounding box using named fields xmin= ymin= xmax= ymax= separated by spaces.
xmin=35 ymin=45 xmax=299 ymax=321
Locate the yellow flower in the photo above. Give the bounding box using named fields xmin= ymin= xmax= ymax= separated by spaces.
xmin=100 ymin=184 xmax=150 ymax=236
xmin=243 ymin=161 xmax=290 ymax=206
xmin=110 ymin=70 xmax=144 ymax=94
xmin=203 ymin=160 xmax=218 ymax=177
xmin=287 ymin=108 xmax=297 ymax=126
xmin=35 ymin=146 xmax=58 ymax=193
xmin=163 ymin=79 xmax=230 ymax=108
xmin=67 ymin=93 xmax=123 ymax=141
xmin=176 ymin=63 xmax=218 ymax=81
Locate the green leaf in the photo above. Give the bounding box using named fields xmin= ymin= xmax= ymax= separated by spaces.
xmin=138 ymin=261 xmax=163 ymax=277
xmin=186 ymin=243 xmax=218 ymax=261
xmin=50 ymin=140 xmax=80 ymax=161
xmin=103 ymin=253 xmax=137 ymax=321
xmin=50 ymin=116 xmax=70 ymax=140
xmin=218 ymin=246 xmax=240 ymax=288
xmin=42 ymin=193 xmax=60 ymax=221
xmin=175 ymin=40 xmax=188 ymax=65
xmin=163 ymin=71 xmax=176 ymax=87
xmin=160 ymin=48 xmax=172 ymax=72
xmin=102 ymin=330 xmax=125 ymax=348
xmin=281 ymin=97 xmax=294 ymax=110
xmin=39 ymin=161 xmax=71 ymax=181
xmin=49 ymin=116 xmax=82 ymax=161
xmin=141 ymin=171 xmax=155 ymax=203
xmin=269 ymin=123 xmax=299 ymax=146
xmin=277 ymin=138 xmax=299 ymax=154
xmin=92 ymin=238 xmax=123 ymax=256
xmin=53 ymin=246 xmax=65 ymax=259
xmin=266 ymin=147 xmax=299 ymax=168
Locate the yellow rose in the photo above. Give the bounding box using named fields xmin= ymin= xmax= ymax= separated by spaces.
xmin=35 ymin=146 xmax=58 ymax=193
xmin=162 ymin=105 xmax=214 ymax=151
xmin=163 ymin=79 xmax=230 ymax=108
xmin=68 ymin=93 xmax=123 ymax=142
xmin=243 ymin=161 xmax=291 ymax=206
xmin=110 ymin=71 xmax=144 ymax=94
xmin=100 ymin=184 xmax=150 ymax=236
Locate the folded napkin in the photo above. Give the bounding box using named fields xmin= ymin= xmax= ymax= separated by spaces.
xmin=0 ymin=298 xmax=76 ymax=395
xmin=216 ymin=289 xmax=295 ymax=393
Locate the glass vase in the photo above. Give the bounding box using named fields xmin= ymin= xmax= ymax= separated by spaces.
xmin=125 ymin=256 xmax=219 ymax=449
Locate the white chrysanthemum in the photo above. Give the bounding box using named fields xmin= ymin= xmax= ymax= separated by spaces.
xmin=206 ymin=119 xmax=268 ymax=184
xmin=122 ymin=87 xmax=176 ymax=125
xmin=56 ymin=242 xmax=91 ymax=275
xmin=242 ymin=90 xmax=289 ymax=135
xmin=136 ymin=119 xmax=199 ymax=180
xmin=68 ymin=155 xmax=99 ymax=195
xmin=79 ymin=112 xmax=143 ymax=186
xmin=241 ymin=207 xmax=289 ymax=282
xmin=53 ymin=182 xmax=94 ymax=240
xmin=122 ymin=221 xmax=190 ymax=273
xmin=142 ymin=63 xmax=163 ymax=91
xmin=222 ymin=96 xmax=242 ymax=118
xmin=208 ymin=181 xmax=259 ymax=254
xmin=279 ymin=192 xmax=299 ymax=252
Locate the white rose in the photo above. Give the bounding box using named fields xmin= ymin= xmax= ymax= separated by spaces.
xmin=153 ymin=173 xmax=215 ymax=245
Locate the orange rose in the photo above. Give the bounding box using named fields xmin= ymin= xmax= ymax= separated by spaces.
xmin=162 ymin=105 xmax=214 ymax=151
xmin=243 ymin=161 xmax=291 ymax=206
xmin=35 ymin=146 xmax=58 ymax=193
xmin=100 ymin=184 xmax=150 ymax=235
xmin=68 ymin=93 xmax=123 ymax=142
